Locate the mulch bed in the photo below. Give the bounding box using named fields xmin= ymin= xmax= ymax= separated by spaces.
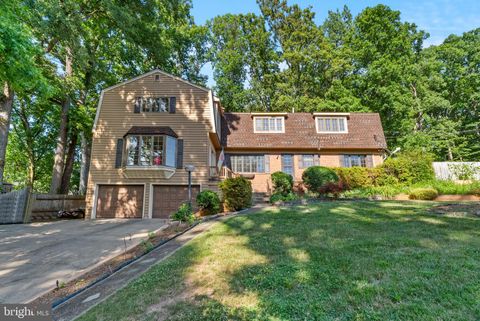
xmin=30 ymin=221 xmax=191 ymax=306
xmin=428 ymin=203 xmax=480 ymax=218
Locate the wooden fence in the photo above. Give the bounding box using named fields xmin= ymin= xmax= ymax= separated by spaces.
xmin=432 ymin=162 xmax=480 ymax=180
xmin=28 ymin=194 xmax=85 ymax=221
xmin=0 ymin=190 xmax=85 ymax=223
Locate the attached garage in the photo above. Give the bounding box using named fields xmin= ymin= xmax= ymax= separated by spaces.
xmin=96 ymin=185 xmax=144 ymax=218
xmin=152 ymin=185 xmax=200 ymax=219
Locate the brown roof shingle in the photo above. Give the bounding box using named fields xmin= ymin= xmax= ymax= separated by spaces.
xmin=222 ymin=112 xmax=387 ymax=151
xmin=124 ymin=126 xmax=178 ymax=138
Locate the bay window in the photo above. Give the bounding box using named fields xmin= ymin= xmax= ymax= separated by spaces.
xmin=126 ymin=135 xmax=176 ymax=167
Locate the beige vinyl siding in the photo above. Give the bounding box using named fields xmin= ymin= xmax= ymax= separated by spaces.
xmin=86 ymin=72 xmax=214 ymax=218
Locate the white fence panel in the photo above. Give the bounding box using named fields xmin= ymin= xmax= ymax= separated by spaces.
xmin=432 ymin=162 xmax=480 ymax=180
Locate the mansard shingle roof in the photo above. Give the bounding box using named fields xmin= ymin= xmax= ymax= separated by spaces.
xmin=222 ymin=112 xmax=387 ymax=150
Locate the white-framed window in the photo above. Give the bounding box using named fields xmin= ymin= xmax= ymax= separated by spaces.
xmin=126 ymin=135 xmax=176 ymax=167
xmin=299 ymin=154 xmax=316 ymax=168
xmin=316 ymin=117 xmax=348 ymax=133
xmin=135 ymin=97 xmax=169 ymax=112
xmin=343 ymin=155 xmax=367 ymax=168
xmin=254 ymin=117 xmax=284 ymax=133
xmin=281 ymin=155 xmax=294 ymax=176
xmin=231 ymin=155 xmax=268 ymax=173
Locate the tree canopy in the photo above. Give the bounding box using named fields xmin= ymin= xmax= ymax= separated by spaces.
xmin=208 ymin=1 xmax=480 ymax=160
xmin=1 ymin=1 xmax=479 ymax=192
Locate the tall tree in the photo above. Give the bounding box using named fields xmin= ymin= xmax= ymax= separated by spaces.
xmin=258 ymin=0 xmax=331 ymax=111
xmin=348 ymin=5 xmax=427 ymax=139
xmin=208 ymin=13 xmax=278 ymax=111
xmin=24 ymin=0 xmax=206 ymax=193
xmin=0 ymin=0 xmax=46 ymax=191
xmin=5 ymin=95 xmax=57 ymax=190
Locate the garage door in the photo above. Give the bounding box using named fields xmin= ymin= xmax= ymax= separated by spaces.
xmin=96 ymin=185 xmax=144 ymax=218
xmin=152 ymin=185 xmax=200 ymax=219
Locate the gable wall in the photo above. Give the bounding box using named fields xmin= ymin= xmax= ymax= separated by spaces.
xmin=86 ymin=72 xmax=213 ymax=218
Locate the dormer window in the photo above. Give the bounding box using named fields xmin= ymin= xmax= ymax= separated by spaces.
xmin=254 ymin=116 xmax=284 ymax=133
xmin=315 ymin=116 xmax=348 ymax=133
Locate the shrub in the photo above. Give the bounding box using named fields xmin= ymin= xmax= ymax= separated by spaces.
xmin=293 ymin=182 xmax=306 ymax=196
xmin=171 ymin=203 xmax=195 ymax=224
xmin=334 ymin=167 xmax=375 ymax=189
xmin=413 ymin=179 xmax=480 ymax=195
xmin=271 ymin=171 xmax=293 ymax=196
xmin=302 ymin=166 xmax=339 ymax=192
xmin=342 ymin=185 xmax=406 ymax=199
xmin=196 ymin=190 xmax=221 ymax=215
xmin=408 ymin=188 xmax=438 ymax=200
xmin=269 ymin=192 xmax=299 ymax=204
xmin=448 ymin=163 xmax=480 ymax=180
xmin=374 ymin=167 xmax=400 ymax=186
xmin=318 ymin=181 xmax=347 ymax=198
xmin=381 ymin=150 xmax=434 ymax=184
xmin=219 ymin=176 xmax=252 ymax=211
xmin=140 ymin=239 xmax=154 ymax=253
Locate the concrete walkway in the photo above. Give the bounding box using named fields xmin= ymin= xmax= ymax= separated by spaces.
xmin=52 ymin=206 xmax=265 ymax=321
xmin=0 ymin=219 xmax=167 ymax=303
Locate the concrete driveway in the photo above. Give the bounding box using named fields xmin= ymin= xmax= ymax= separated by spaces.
xmin=0 ymin=219 xmax=167 ymax=303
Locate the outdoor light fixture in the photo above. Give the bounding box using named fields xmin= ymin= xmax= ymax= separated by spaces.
xmin=184 ymin=165 xmax=195 ymax=206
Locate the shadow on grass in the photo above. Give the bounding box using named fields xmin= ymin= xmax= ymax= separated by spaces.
xmin=80 ymin=201 xmax=480 ymax=321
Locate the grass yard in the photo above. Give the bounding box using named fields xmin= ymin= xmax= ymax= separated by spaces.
xmin=79 ymin=201 xmax=480 ymax=321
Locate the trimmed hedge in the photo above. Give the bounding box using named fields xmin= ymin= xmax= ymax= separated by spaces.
xmin=333 ymin=151 xmax=434 ymax=193
xmin=408 ymin=188 xmax=438 ymax=200
xmin=302 ymin=166 xmax=339 ymax=192
xmin=196 ymin=190 xmax=221 ymax=215
xmin=334 ymin=167 xmax=375 ymax=189
xmin=269 ymin=192 xmax=299 ymax=204
xmin=271 ymin=171 xmax=293 ymax=196
xmin=219 ymin=176 xmax=252 ymax=211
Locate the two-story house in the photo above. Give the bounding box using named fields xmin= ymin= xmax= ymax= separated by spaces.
xmin=86 ymin=70 xmax=387 ymax=219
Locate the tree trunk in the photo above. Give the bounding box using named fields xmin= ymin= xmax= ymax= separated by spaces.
xmin=410 ymin=83 xmax=423 ymax=131
xmin=16 ymin=98 xmax=36 ymax=188
xmin=0 ymin=82 xmax=14 ymax=191
xmin=59 ymin=131 xmax=78 ymax=194
xmin=447 ymin=145 xmax=453 ymax=161
xmin=50 ymin=48 xmax=72 ymax=194
xmin=27 ymin=158 xmax=35 ymax=188
xmin=79 ymin=132 xmax=91 ymax=195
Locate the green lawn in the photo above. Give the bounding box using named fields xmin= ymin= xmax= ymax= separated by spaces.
xmin=79 ymin=201 xmax=480 ymax=321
